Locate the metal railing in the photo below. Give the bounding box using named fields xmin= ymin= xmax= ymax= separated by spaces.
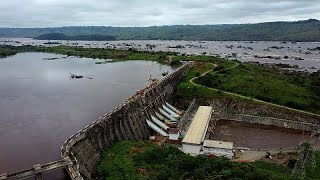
xmin=179 ymin=99 xmax=197 ymax=136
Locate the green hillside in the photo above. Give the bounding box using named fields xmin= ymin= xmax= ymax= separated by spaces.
xmin=35 ymin=33 xmax=116 ymax=41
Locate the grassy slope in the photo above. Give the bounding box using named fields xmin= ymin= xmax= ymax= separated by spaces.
xmin=96 ymin=141 xmax=320 ymax=180
xmin=196 ymin=63 xmax=320 ymax=114
xmin=169 ymin=54 xmax=320 ymax=115
xmin=174 ymin=56 xmax=240 ymax=99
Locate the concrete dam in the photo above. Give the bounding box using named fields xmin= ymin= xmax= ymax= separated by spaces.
xmin=60 ymin=62 xmax=194 ymax=180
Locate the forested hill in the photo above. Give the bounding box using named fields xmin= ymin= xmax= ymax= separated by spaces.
xmin=0 ymin=19 xmax=320 ymax=41
xmin=35 ymin=33 xmax=116 ymax=41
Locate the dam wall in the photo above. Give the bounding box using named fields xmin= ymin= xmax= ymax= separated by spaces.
xmin=61 ymin=62 xmax=194 ymax=180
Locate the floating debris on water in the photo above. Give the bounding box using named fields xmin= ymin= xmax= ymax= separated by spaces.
xmin=69 ymin=72 xmax=83 ymax=79
xmin=43 ymin=56 xmax=68 ymax=61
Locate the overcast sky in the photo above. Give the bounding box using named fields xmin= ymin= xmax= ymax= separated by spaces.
xmin=1 ymin=0 xmax=320 ymax=27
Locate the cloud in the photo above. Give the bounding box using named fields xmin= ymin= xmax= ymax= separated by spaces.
xmin=0 ymin=0 xmax=319 ymax=27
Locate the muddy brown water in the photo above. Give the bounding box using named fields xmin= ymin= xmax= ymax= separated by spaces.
xmin=211 ymin=120 xmax=319 ymax=149
xmin=0 ymin=52 xmax=174 ymax=179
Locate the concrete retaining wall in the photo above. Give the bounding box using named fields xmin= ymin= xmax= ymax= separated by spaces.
xmin=217 ymin=113 xmax=320 ymax=133
xmin=211 ymin=99 xmax=320 ymax=124
xmin=61 ymin=62 xmax=194 ymax=180
xmin=214 ymin=113 xmax=320 ymax=152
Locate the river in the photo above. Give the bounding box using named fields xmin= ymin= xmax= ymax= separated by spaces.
xmin=1 ymin=38 xmax=320 ymax=71
xmin=0 ymin=52 xmax=174 ymax=179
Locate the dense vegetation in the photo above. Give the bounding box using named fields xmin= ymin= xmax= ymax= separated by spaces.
xmin=195 ymin=62 xmax=320 ymax=114
xmin=0 ymin=47 xmax=16 ymax=58
xmin=95 ymin=141 xmax=320 ymax=180
xmin=36 ymin=33 xmax=116 ymax=41
xmin=1 ymin=19 xmax=320 ymax=41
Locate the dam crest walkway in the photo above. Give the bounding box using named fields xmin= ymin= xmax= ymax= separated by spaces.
xmin=0 ymin=160 xmax=73 ymax=180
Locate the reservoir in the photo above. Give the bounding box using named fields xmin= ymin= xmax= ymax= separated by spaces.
xmin=0 ymin=52 xmax=174 ymax=179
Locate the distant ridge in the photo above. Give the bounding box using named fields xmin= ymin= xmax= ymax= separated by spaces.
xmin=36 ymin=33 xmax=116 ymax=41
xmin=1 ymin=19 xmax=320 ymax=41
